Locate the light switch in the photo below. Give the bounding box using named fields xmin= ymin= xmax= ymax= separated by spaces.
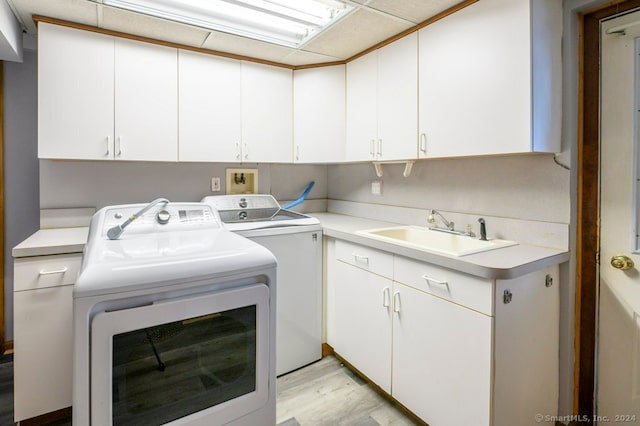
xmin=211 ymin=177 xmax=221 ymax=192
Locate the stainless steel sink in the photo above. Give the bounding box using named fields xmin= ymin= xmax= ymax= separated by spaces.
xmin=357 ymin=226 xmax=518 ymax=257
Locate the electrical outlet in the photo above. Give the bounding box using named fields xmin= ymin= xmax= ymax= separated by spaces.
xmin=211 ymin=177 xmax=221 ymax=192
xmin=371 ymin=181 xmax=382 ymax=195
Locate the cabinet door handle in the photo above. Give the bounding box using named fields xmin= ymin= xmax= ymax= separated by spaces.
xmin=377 ymin=139 xmax=383 ymax=157
xmin=352 ymin=253 xmax=369 ymax=264
xmin=235 ymin=142 xmax=241 ymax=160
xmin=116 ymin=136 xmax=122 ymax=157
xmin=420 ymin=133 xmax=427 ymax=153
xmin=370 ymin=139 xmax=375 ymax=156
xmin=393 ymin=291 xmax=401 ymax=313
xmin=105 ymin=136 xmax=111 ymax=156
xmin=422 ymin=274 xmax=448 ymax=286
xmin=244 ymin=143 xmax=249 ymax=160
xmin=296 ymin=145 xmax=300 ymax=161
xmin=39 ymin=267 xmax=68 ymax=276
xmin=382 ymin=287 xmax=391 ymax=307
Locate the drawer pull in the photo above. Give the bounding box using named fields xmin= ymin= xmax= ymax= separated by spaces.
xmin=352 ymin=253 xmax=370 ymax=264
xmin=422 ymin=274 xmax=448 ymax=286
xmin=393 ymin=292 xmax=401 ymax=313
xmin=382 ymin=287 xmax=391 ymax=307
xmin=39 ymin=267 xmax=68 ymax=276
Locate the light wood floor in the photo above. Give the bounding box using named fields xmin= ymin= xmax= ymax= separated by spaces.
xmin=0 ymin=354 xmax=420 ymax=425
xmin=277 ymin=356 xmax=421 ymax=426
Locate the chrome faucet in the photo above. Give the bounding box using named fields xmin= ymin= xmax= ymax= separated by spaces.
xmin=107 ymin=198 xmax=170 ymax=240
xmin=427 ymin=209 xmax=476 ymax=238
xmin=428 ymin=209 xmax=455 ymax=231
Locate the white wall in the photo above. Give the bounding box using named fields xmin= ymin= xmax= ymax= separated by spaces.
xmin=4 ymin=50 xmax=40 ymax=342
xmin=328 ymin=155 xmax=569 ymax=223
xmin=39 ymin=161 xmax=327 ymax=210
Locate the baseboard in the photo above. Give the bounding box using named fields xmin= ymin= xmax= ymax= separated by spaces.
xmin=3 ymin=340 xmax=13 ymax=355
xmin=20 ymin=407 xmax=72 ymax=425
xmin=332 ymin=351 xmax=427 ymax=426
xmin=322 ymin=342 xmax=334 ymax=357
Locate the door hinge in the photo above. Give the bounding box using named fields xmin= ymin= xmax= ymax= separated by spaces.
xmin=596 ymin=251 xmax=600 ymax=264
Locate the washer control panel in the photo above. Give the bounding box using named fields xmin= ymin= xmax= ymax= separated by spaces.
xmin=100 ymin=203 xmax=221 ymax=237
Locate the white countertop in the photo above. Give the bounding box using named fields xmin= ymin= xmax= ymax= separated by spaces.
xmin=12 ymin=227 xmax=89 ymax=258
xmin=12 ymin=213 xmax=570 ymax=279
xmin=310 ymin=213 xmax=570 ymax=280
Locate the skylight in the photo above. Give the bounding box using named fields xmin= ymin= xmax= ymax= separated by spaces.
xmin=95 ymin=0 xmax=355 ymax=48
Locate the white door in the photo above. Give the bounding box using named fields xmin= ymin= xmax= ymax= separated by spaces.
xmin=38 ymin=23 xmax=115 ymax=160
xmin=293 ymin=66 xmax=345 ymax=163
xmin=346 ymin=52 xmax=377 ymax=161
xmin=114 ymin=39 xmax=178 ymax=162
xmin=331 ymin=261 xmax=392 ymax=392
xmin=377 ymin=33 xmax=418 ymax=161
xmin=392 ymin=283 xmax=491 ymax=426
xmin=241 ymin=62 xmax=293 ymax=163
xmin=598 ymin=11 xmax=640 ymax=421
xmin=179 ymin=50 xmax=242 ymax=162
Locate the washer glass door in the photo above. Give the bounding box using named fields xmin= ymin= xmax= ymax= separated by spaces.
xmin=90 ymin=283 xmax=270 ymax=425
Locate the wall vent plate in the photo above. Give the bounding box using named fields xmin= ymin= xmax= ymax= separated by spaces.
xmin=226 ymin=168 xmax=258 ymax=194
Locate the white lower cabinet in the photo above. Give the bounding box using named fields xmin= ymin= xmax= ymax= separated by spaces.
xmin=328 ymin=239 xmax=559 ymax=426
xmin=332 ymin=260 xmax=392 ymax=392
xmin=13 ymin=253 xmax=81 ymax=422
xmin=392 ymin=282 xmax=492 ymax=426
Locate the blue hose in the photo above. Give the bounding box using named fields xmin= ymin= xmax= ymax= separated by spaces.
xmin=282 ymin=181 xmax=315 ymax=209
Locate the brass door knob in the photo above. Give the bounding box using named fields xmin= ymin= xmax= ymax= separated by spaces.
xmin=611 ymin=254 xmax=635 ymax=270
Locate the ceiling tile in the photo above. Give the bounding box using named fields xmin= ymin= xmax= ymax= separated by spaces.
xmin=9 ymin=0 xmax=98 ymax=34
xmin=303 ymin=8 xmax=414 ymax=59
xmin=201 ymin=30 xmax=297 ymax=64
xmin=9 ymin=0 xmax=466 ymax=66
xmin=361 ymin=0 xmax=465 ymax=24
xmin=100 ymin=6 xmax=209 ymax=48
xmin=283 ymin=50 xmax=342 ymax=66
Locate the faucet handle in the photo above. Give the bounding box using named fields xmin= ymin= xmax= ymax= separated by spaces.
xmin=427 ymin=214 xmax=436 ymax=224
xmin=464 ymin=224 xmax=476 ymax=238
xmin=478 ymin=217 xmax=487 ymax=241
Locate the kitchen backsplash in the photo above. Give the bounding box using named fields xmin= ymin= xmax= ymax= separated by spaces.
xmin=39 ymin=160 xmax=328 ymax=210
xmin=327 ymin=155 xmax=570 ymax=224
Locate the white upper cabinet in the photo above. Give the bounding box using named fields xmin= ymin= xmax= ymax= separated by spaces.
xmin=241 ymin=61 xmax=293 ymax=163
xmin=346 ymin=52 xmax=378 ymax=162
xmin=178 ymin=50 xmax=242 ymax=162
xmin=114 ymin=38 xmax=178 ymax=162
xmin=180 ymin=53 xmax=293 ymax=163
xmin=38 ymin=23 xmax=179 ymax=161
xmin=346 ymin=33 xmax=418 ymax=162
xmin=418 ymin=0 xmax=562 ymax=158
xmin=293 ymin=65 xmax=345 ymax=163
xmin=376 ymin=34 xmax=418 ymax=161
xmin=38 ymin=23 xmax=115 ymax=160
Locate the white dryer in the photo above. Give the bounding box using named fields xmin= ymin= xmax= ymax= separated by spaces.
xmin=202 ymin=194 xmax=322 ymax=376
xmin=73 ymin=200 xmax=277 ymax=426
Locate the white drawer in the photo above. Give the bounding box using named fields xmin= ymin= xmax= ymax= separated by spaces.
xmin=335 ymin=240 xmax=393 ymax=279
xmin=14 ymin=253 xmax=82 ymax=292
xmin=394 ymin=256 xmax=493 ymax=315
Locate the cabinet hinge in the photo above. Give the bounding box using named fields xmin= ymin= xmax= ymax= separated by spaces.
xmin=596 ymin=251 xmax=600 ymax=264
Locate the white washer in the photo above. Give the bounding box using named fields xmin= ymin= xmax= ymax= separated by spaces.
xmin=73 ymin=201 xmax=277 ymax=426
xmin=202 ymin=195 xmax=322 ymax=376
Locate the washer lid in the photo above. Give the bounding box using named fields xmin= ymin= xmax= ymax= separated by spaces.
xmin=76 ymin=203 xmax=276 ymax=298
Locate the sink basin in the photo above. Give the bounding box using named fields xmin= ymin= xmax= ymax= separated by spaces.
xmin=357 ymin=226 xmax=518 ymax=257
